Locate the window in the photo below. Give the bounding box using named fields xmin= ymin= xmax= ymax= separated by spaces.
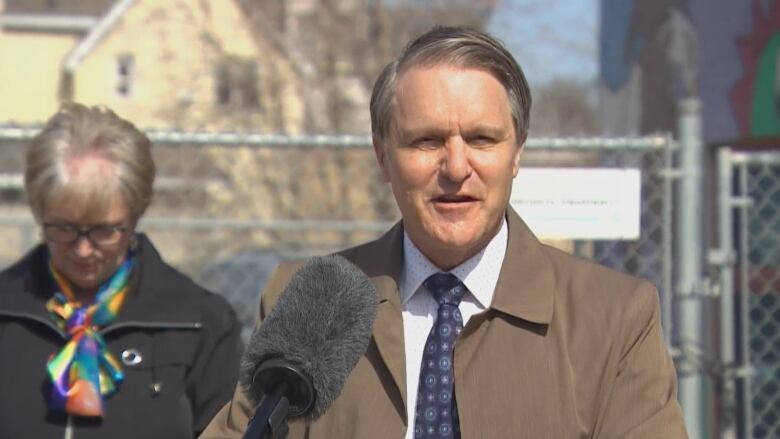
xmin=214 ymin=56 xmax=260 ymax=108
xmin=115 ymin=53 xmax=134 ymax=97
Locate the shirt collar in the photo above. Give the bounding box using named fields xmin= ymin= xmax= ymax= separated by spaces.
xmin=400 ymin=216 xmax=508 ymax=309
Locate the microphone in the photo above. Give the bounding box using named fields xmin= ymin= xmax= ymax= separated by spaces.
xmin=239 ymin=255 xmax=378 ymax=439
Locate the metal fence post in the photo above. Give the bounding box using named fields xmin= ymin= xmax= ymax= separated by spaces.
xmin=676 ymin=97 xmax=705 ymax=438
xmin=716 ymin=147 xmax=736 ymax=438
xmin=736 ymin=157 xmax=753 ymax=439
xmin=663 ymin=135 xmax=676 ymax=346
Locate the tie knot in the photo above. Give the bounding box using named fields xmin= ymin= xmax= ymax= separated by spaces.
xmin=423 ymin=272 xmax=466 ymax=306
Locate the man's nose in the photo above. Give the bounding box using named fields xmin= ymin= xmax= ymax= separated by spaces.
xmin=440 ymin=138 xmax=473 ymax=183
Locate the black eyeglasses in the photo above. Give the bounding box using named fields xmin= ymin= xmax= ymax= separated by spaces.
xmin=42 ymin=222 xmax=128 ymax=246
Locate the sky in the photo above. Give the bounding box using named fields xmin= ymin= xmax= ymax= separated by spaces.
xmin=488 ymin=0 xmax=599 ymax=87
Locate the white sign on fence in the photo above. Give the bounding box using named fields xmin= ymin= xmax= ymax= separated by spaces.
xmin=509 ymin=168 xmax=642 ymax=240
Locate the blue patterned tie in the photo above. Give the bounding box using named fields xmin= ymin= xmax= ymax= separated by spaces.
xmin=414 ymin=273 xmax=466 ymax=438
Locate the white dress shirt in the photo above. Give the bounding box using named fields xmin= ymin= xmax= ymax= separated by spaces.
xmin=399 ymin=217 xmax=508 ymax=439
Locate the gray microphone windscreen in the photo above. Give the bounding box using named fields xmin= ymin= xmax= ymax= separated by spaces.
xmin=239 ymin=254 xmax=378 ymax=420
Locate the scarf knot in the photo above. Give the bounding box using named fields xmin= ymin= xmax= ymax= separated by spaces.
xmin=46 ymin=255 xmax=133 ymax=417
xmin=66 ymin=308 xmax=93 ymax=336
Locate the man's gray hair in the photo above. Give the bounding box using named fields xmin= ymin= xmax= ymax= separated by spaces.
xmin=370 ymin=25 xmax=532 ymax=146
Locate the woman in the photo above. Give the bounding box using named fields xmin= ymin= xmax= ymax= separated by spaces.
xmin=0 ymin=103 xmax=242 ymax=438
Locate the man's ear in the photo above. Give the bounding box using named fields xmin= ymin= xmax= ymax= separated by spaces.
xmin=373 ymin=135 xmax=391 ymax=182
xmin=512 ymin=136 xmax=525 ymax=177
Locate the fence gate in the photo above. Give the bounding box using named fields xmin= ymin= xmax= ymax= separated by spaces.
xmin=717 ymin=149 xmax=780 ymax=439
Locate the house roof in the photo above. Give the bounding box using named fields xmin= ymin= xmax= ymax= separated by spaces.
xmin=2 ymin=0 xmax=114 ymax=17
xmin=0 ymin=14 xmax=97 ymax=32
xmin=63 ymin=0 xmax=135 ymax=73
xmin=0 ymin=0 xmax=116 ymax=33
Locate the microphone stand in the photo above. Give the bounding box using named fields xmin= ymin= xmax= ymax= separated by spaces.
xmin=241 ymin=359 xmax=315 ymax=439
xmin=242 ymin=381 xmax=291 ymax=439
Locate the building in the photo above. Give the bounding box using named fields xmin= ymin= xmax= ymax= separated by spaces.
xmin=0 ymin=0 xmax=365 ymax=133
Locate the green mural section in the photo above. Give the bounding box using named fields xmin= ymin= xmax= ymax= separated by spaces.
xmin=751 ymin=32 xmax=780 ymax=137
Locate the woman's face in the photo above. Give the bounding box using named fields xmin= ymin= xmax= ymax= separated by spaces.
xmin=42 ymin=193 xmax=135 ymax=298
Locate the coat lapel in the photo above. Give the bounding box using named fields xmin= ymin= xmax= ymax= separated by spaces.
xmin=454 ymin=209 xmax=565 ymax=437
xmin=338 ymin=208 xmax=557 ymax=427
xmin=340 ymin=222 xmax=407 ymax=417
xmin=490 ymin=207 xmax=555 ymax=324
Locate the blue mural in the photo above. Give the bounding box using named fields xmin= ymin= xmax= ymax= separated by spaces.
xmin=601 ymin=0 xmax=780 ymax=142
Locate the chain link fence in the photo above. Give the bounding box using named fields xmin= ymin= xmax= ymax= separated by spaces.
xmin=4 ymin=121 xmax=778 ymax=438
xmin=721 ymin=151 xmax=780 ymax=439
xmin=0 ymin=127 xmax=676 ymax=345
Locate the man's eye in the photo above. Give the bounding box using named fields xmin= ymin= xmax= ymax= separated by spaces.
xmin=468 ymin=136 xmax=496 ymax=147
xmin=412 ymin=137 xmax=441 ymax=148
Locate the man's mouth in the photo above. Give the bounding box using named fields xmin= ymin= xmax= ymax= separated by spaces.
xmin=433 ymin=195 xmax=474 ymax=203
xmin=432 ymin=194 xmax=477 ymax=203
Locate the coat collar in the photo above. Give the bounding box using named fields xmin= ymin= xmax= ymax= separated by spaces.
xmin=338 ymin=222 xmax=406 ymax=417
xmin=350 ymin=207 xmax=555 ymax=325
xmin=113 ymin=233 xmax=202 ymax=325
xmin=340 ymin=206 xmax=556 ymax=418
xmin=490 ymin=207 xmax=555 ymax=325
xmin=0 ymin=244 xmax=54 ymax=319
xmin=0 ymin=234 xmax=200 ymax=326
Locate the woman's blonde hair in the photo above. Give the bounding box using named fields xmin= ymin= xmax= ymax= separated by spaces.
xmin=25 ymin=103 xmax=156 ymax=223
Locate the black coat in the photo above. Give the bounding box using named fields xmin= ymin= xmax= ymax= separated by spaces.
xmin=0 ymin=234 xmax=242 ymax=439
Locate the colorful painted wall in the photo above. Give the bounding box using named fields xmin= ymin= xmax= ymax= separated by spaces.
xmin=600 ymin=0 xmax=780 ymax=144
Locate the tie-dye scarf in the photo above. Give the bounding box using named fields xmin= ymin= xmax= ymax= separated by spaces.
xmin=45 ymin=254 xmax=133 ymax=417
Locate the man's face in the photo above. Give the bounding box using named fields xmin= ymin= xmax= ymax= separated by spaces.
xmin=374 ymin=65 xmax=523 ymax=270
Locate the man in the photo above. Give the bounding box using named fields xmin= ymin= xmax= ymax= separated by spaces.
xmin=201 ymin=26 xmax=687 ymax=438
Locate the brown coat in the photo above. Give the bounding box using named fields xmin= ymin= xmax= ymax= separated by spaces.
xmin=200 ymin=209 xmax=687 ymax=438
